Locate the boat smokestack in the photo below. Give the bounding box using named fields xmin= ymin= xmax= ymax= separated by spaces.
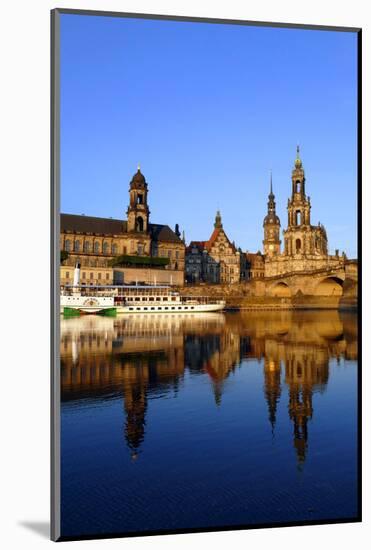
xmin=73 ymin=262 xmax=81 ymax=287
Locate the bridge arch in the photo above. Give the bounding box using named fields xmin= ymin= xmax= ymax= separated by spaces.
xmin=314 ymin=276 xmax=344 ymax=296
xmin=270 ymin=281 xmax=292 ymax=298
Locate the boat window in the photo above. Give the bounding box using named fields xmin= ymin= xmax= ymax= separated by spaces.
xmin=185 ymin=307 xmax=188 ymax=310
xmin=158 ymin=307 xmax=162 ymax=310
xmin=129 ymin=307 xmax=133 ymax=311
xmin=191 ymin=307 xmax=194 ymax=310
xmin=178 ymin=307 xmax=182 ymax=310
xmin=144 ymin=307 xmax=148 ymax=310
xmin=151 ymin=307 xmax=155 ymax=310
xmin=171 ymin=307 xmax=175 ymax=310
xmin=156 ymin=297 xmax=161 ymax=301
xmin=165 ymin=307 xmax=168 ymax=310
xmin=136 ymin=307 xmax=140 ymax=310
xmin=135 ymin=297 xmax=140 ymax=301
xmin=149 ymin=297 xmax=154 ymax=301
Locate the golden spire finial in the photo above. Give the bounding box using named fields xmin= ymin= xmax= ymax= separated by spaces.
xmin=270 ymin=169 xmax=273 ymax=194
xmin=137 ymin=163 xmax=141 ymax=171
xmin=295 ymin=145 xmax=302 ymax=168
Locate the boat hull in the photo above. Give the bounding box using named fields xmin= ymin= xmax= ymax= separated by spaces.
xmin=115 ymin=302 xmax=225 ymax=314
xmin=63 ymin=306 xmax=117 ymax=316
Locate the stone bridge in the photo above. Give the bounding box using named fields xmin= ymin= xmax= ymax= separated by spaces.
xmin=264 ymin=261 xmax=358 ymax=306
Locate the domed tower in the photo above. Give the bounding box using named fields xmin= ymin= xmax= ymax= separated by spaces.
xmin=127 ymin=166 xmax=150 ymax=233
xmin=263 ymin=172 xmax=281 ymax=257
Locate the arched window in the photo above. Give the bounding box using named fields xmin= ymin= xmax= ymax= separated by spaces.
xmin=103 ymin=242 xmax=109 ymax=255
xmin=111 ymin=243 xmax=118 ymax=255
xmin=94 ymin=241 xmax=100 ymax=254
xmin=136 ymin=194 xmax=143 ymax=205
xmin=123 ymin=246 xmax=127 ymax=255
xmin=296 ymin=238 xmax=301 ymax=253
xmin=296 ymin=180 xmax=301 ymax=193
xmin=136 ymin=217 xmax=144 ymax=232
xmin=84 ymin=241 xmax=90 ymax=253
xmin=65 ymin=239 xmax=71 ymax=252
xmin=295 ymin=210 xmax=301 ymax=226
xmin=74 ymin=240 xmax=80 ymax=252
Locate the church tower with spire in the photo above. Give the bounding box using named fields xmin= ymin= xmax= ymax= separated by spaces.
xmin=127 ymin=166 xmax=150 ymax=233
xmin=264 ymin=146 xmax=335 ymax=277
xmin=283 ymin=146 xmax=328 ymax=258
xmin=263 ymin=172 xmax=281 ymax=258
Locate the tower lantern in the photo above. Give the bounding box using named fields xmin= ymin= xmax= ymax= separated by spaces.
xmin=214 ymin=210 xmax=223 ymax=229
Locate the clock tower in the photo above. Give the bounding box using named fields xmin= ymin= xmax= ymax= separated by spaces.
xmin=263 ymin=172 xmax=281 ymax=257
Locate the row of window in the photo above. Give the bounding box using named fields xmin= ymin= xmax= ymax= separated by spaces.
xmin=125 ymin=296 xmax=177 ymax=302
xmin=128 ymin=306 xmax=195 ymax=311
xmin=159 ymin=249 xmax=180 ymax=259
xmin=64 ymin=240 xmax=119 ymax=254
xmin=64 ymin=271 xmax=111 ymax=280
xmin=63 ymin=239 xmax=182 ymax=259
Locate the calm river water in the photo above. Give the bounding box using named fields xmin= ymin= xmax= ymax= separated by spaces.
xmin=60 ymin=310 xmax=358 ymax=538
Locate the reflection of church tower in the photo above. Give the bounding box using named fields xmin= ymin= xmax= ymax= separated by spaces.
xmin=284 ymin=350 xmax=329 ymax=464
xmin=123 ymin=382 xmax=148 ymax=459
xmin=263 ymin=357 xmax=282 ymax=430
xmin=288 ymin=386 xmax=312 ymax=464
xmin=263 ymin=172 xmax=281 ymax=258
xmin=127 ymin=167 xmax=150 ymax=233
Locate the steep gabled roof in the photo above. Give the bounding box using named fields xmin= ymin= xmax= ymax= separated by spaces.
xmin=205 ymin=227 xmax=237 ymax=253
xmin=187 ymin=241 xmax=207 ymax=253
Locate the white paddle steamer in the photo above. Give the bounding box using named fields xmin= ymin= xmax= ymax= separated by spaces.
xmin=60 ymin=264 xmax=225 ymax=315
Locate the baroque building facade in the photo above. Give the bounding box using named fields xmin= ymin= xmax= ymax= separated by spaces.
xmin=60 ymin=168 xmax=185 ymax=286
xmin=244 ymin=251 xmax=265 ymax=279
xmin=264 ymin=147 xmax=347 ymax=277
xmin=185 ymin=211 xmax=241 ymax=284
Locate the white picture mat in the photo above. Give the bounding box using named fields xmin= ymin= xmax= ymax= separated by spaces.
xmin=1 ymin=0 xmax=368 ymax=548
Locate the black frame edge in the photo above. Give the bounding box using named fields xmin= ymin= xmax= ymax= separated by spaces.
xmin=53 ymin=7 xmax=361 ymax=33
xmin=51 ymin=7 xmax=61 ymax=543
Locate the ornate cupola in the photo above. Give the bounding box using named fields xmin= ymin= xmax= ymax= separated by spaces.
xmin=263 ymin=172 xmax=281 ymax=257
xmin=127 ymin=166 xmax=150 ymax=233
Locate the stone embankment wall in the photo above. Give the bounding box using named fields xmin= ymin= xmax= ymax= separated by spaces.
xmin=114 ymin=267 xmax=184 ymax=286
xmin=178 ymin=281 xmax=356 ymax=310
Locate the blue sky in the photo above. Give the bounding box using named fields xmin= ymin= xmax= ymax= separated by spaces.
xmin=60 ymin=14 xmax=358 ymax=257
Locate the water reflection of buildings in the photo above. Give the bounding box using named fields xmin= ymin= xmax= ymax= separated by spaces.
xmin=60 ymin=311 xmax=357 ymax=462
